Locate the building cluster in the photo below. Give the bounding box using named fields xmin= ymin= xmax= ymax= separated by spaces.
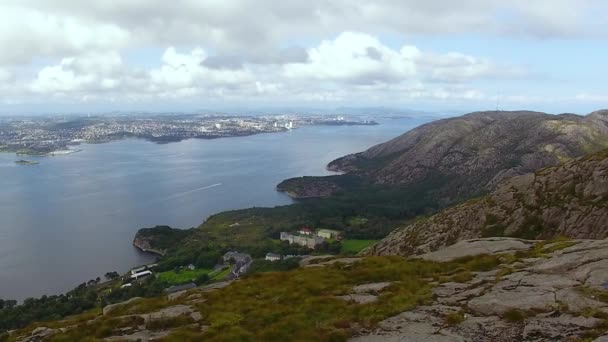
xmin=280 ymin=227 xmax=343 ymax=249
xmin=0 ymin=114 xmax=376 ymax=155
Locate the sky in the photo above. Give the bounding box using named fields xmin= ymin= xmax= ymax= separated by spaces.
xmin=0 ymin=0 xmax=607 ymax=115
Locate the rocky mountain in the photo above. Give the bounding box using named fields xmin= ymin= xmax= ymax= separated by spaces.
xmin=364 ymin=149 xmax=608 ymax=257
xmin=328 ymin=110 xmax=608 ymax=203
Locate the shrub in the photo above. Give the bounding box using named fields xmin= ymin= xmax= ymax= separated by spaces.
xmin=445 ymin=312 xmax=465 ymax=325
xmin=502 ymin=309 xmax=526 ymax=322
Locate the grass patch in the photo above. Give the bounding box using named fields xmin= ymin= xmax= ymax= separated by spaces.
xmin=541 ymin=240 xmax=577 ymax=254
xmin=209 ymin=268 xmax=231 ymax=282
xmin=340 ymin=240 xmax=379 ymax=255
xmin=146 ymin=315 xmax=194 ymax=331
xmin=21 ymin=252 xmax=547 ymax=341
xmin=501 ymin=309 xmax=527 ymax=322
xmin=158 ymin=268 xmax=211 ymax=285
xmin=445 ymin=312 xmax=465 ymax=325
xmin=578 ymin=287 xmax=608 ymax=304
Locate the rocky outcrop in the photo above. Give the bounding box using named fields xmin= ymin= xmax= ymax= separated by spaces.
xmin=132 ymin=234 xmax=166 ymax=256
xmin=353 ymin=238 xmax=608 ymax=341
xmin=132 ymin=225 xmax=194 ymax=256
xmin=415 ymin=238 xmax=536 ymax=262
xmin=336 ymin=282 xmax=393 ymax=304
xmin=102 ymin=297 xmax=143 ymax=316
xmin=329 ymin=110 xmax=608 ymax=203
xmin=365 ymin=150 xmax=608 ymax=257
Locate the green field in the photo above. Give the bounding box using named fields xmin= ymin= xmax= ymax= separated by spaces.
xmin=158 ymin=268 xmax=211 ymax=284
xmin=209 ymin=268 xmax=231 ymax=281
xmin=340 ymin=239 xmax=379 ymax=254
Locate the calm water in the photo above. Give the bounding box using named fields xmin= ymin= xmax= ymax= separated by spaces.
xmin=0 ymin=118 xmax=427 ymax=300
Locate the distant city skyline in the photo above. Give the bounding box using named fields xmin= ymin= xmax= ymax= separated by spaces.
xmin=0 ymin=1 xmax=607 ymax=115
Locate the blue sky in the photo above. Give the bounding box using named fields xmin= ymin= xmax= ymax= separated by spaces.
xmin=0 ymin=1 xmax=606 ymax=115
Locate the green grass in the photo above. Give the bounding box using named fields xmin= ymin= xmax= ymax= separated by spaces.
xmin=340 ymin=240 xmax=379 ymax=254
xmin=24 ymin=250 xmax=567 ymax=341
xmin=445 ymin=312 xmax=465 ymax=325
xmin=158 ymin=268 xmax=211 ymax=285
xmin=209 ymin=268 xmax=231 ymax=281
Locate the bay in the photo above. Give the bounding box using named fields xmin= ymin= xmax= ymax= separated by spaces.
xmin=0 ymin=117 xmax=428 ymax=300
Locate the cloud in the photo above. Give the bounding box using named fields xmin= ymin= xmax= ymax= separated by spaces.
xmin=574 ymin=93 xmax=608 ymax=102
xmin=420 ymin=52 xmax=527 ymax=82
xmin=1 ymin=1 xmax=606 ymax=65
xmin=0 ymin=68 xmax=13 ymax=83
xmin=0 ymin=1 xmax=604 ymax=111
xmin=13 ymin=32 xmax=532 ymax=107
xmin=30 ymin=51 xmax=131 ymax=94
xmin=283 ymin=32 xmax=524 ymax=85
xmin=0 ymin=4 xmax=129 ymax=65
xmin=148 ymin=47 xmax=254 ymax=93
xmin=283 ymin=32 xmax=419 ymax=84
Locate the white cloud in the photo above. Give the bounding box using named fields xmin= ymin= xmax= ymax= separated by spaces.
xmin=1 ymin=1 xmax=606 ymax=65
xmin=14 ymin=33 xmax=529 ymax=106
xmin=0 ymin=68 xmax=13 ymax=83
xmin=574 ymin=93 xmax=608 ymax=102
xmin=148 ymin=47 xmax=254 ymax=93
xmin=30 ymin=51 xmax=128 ymax=94
xmin=0 ymin=0 xmax=604 ymax=110
xmin=283 ymin=32 xmax=418 ymax=84
xmin=0 ymin=4 xmax=129 ymax=65
xmin=283 ymin=32 xmax=523 ymax=85
xmin=420 ymin=52 xmax=526 ymax=82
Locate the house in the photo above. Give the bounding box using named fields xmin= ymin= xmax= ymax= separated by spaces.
xmin=223 ymin=251 xmax=252 ymax=264
xmin=280 ymin=232 xmax=324 ymax=249
xmin=131 ymin=270 xmax=152 ymax=280
xmin=265 ymin=253 xmax=281 ymax=261
xmin=297 ymin=227 xmax=313 ymax=236
xmin=130 ymin=266 xmax=147 ymax=275
xmin=317 ymin=229 xmax=341 ymax=240
xmin=130 ymin=263 xmax=158 ymax=275
xmin=164 ymin=283 xmax=197 ymax=294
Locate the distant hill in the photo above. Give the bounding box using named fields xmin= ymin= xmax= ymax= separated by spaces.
xmin=322 ymin=110 xmax=608 ymax=204
xmin=364 ymin=148 xmax=608 ymax=257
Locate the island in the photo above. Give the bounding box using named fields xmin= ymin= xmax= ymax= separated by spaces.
xmin=14 ymin=159 xmax=39 ymax=165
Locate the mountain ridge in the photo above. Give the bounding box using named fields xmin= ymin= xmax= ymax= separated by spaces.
xmin=320 ymin=109 xmax=608 ymax=204
xmin=363 ymin=148 xmax=608 ymax=257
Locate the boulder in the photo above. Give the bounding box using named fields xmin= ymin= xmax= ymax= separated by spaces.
xmin=416 ymin=238 xmax=534 ymax=262
xmin=102 ymin=297 xmax=143 ymax=316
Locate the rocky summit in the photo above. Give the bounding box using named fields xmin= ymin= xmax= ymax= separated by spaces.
xmin=328 ymin=110 xmax=608 ymax=203
xmin=355 ymin=237 xmax=608 ymax=342
xmin=364 ymin=148 xmax=608 ymax=257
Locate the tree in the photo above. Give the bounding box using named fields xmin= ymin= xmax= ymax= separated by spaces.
xmin=195 ymin=250 xmax=221 ymax=269
xmin=194 ymin=274 xmax=210 ymax=285
xmin=104 ymin=271 xmax=120 ymax=280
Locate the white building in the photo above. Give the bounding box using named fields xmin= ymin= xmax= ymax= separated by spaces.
xmin=265 ymin=253 xmax=281 ymax=261
xmin=317 ymin=229 xmax=341 ymax=240
xmin=131 ymin=270 xmax=152 ymax=280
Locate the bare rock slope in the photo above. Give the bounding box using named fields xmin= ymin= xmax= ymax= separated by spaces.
xmin=329 ymin=110 xmax=608 ymax=202
xmin=364 ymin=149 xmax=608 ymax=257
xmin=354 ymin=238 xmax=608 ymax=342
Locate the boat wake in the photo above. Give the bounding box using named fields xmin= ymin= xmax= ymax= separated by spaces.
xmin=164 ymin=183 xmax=223 ymax=201
xmin=107 ymin=182 xmax=223 ymax=216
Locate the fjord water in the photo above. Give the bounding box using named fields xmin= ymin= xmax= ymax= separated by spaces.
xmin=0 ymin=118 xmax=428 ymax=300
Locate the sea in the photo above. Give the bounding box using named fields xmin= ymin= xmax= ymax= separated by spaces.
xmin=0 ymin=117 xmax=431 ymax=300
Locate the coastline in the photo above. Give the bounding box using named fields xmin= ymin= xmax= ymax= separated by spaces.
xmin=132 ymin=239 xmax=166 ymax=257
